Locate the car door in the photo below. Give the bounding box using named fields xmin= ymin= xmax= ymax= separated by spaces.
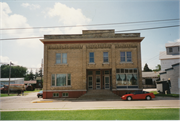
xmin=133 ymin=91 xmax=144 ymax=99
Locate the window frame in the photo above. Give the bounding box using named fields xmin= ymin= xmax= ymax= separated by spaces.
xmin=62 ymin=93 xmax=69 ymax=97
xmin=51 ymin=74 xmax=71 ymax=87
xmin=120 ymin=51 xmax=132 ymax=63
xmin=103 ymin=52 xmax=109 ymax=63
xmin=169 ymin=47 xmax=173 ymax=52
xmin=116 ymin=68 xmax=138 ymax=88
xmin=53 ymin=93 xmax=59 ymax=97
xmin=89 ymin=52 xmax=95 ymax=63
xmin=56 ymin=53 xmax=67 ymax=64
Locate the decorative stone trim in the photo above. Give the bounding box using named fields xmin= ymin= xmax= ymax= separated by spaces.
xmin=115 ymin=43 xmax=137 ymax=48
xmin=48 ymin=45 xmax=83 ymax=49
xmin=86 ymin=44 xmax=112 ymax=49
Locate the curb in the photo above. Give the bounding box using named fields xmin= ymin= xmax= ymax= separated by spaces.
xmin=31 ymin=100 xmax=53 ymax=103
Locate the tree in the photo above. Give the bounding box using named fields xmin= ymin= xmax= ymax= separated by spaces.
xmin=143 ymin=63 xmax=152 ymax=72
xmin=24 ymin=70 xmax=35 ymax=80
xmin=29 ymin=70 xmax=35 ymax=80
xmin=1 ymin=64 xmax=27 ymax=78
xmin=152 ymin=64 xmax=161 ymax=72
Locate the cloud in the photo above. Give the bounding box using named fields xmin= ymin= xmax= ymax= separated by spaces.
xmin=44 ymin=3 xmax=91 ymax=34
xmin=47 ymin=3 xmax=91 ymax=25
xmin=0 ymin=2 xmax=41 ymax=48
xmin=176 ymin=39 xmax=180 ymax=42
xmin=21 ymin=3 xmax=40 ymax=10
xmin=168 ymin=38 xmax=180 ymax=43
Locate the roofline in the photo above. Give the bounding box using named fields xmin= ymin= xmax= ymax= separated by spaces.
xmin=40 ymin=37 xmax=144 ymax=44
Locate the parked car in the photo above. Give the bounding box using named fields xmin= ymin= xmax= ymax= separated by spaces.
xmin=37 ymin=90 xmax=43 ymax=98
xmin=121 ymin=91 xmax=155 ymax=101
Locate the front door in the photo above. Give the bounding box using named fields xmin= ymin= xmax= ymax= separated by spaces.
xmin=88 ymin=76 xmax=93 ymax=89
xmin=96 ymin=75 xmax=101 ymax=89
xmin=104 ymin=76 xmax=110 ymax=89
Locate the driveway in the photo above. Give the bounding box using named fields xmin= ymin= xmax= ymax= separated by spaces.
xmin=1 ymin=92 xmax=179 ymax=111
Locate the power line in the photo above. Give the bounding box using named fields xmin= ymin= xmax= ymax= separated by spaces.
xmin=1 ymin=18 xmax=179 ymax=30
xmin=0 ymin=24 xmax=179 ymax=41
xmin=144 ymin=42 xmax=178 ymax=64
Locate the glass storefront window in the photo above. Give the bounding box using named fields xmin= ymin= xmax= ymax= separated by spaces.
xmin=116 ymin=68 xmax=138 ymax=87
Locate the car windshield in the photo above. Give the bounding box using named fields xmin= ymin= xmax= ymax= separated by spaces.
xmin=39 ymin=91 xmax=43 ymax=93
xmin=133 ymin=91 xmax=143 ymax=94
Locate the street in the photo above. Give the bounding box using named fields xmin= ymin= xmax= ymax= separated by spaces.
xmin=0 ymin=92 xmax=179 ymax=111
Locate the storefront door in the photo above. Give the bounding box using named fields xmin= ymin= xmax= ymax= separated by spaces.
xmin=104 ymin=76 xmax=110 ymax=89
xmin=88 ymin=76 xmax=93 ymax=89
xmin=96 ymin=75 xmax=101 ymax=89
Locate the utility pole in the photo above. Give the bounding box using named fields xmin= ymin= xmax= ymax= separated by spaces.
xmin=8 ymin=62 xmax=13 ymax=96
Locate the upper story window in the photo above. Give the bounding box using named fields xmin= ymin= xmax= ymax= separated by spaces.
xmin=56 ymin=53 xmax=67 ymax=64
xmin=89 ymin=52 xmax=94 ymax=63
xmin=120 ymin=52 xmax=132 ymax=62
xmin=103 ymin=52 xmax=108 ymax=63
xmin=169 ymin=47 xmax=173 ymax=52
xmin=51 ymin=74 xmax=71 ymax=86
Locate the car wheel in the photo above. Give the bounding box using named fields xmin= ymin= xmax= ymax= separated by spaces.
xmin=146 ymin=96 xmax=151 ymax=100
xmin=127 ymin=96 xmax=132 ymax=101
xmin=38 ymin=96 xmax=39 ymax=98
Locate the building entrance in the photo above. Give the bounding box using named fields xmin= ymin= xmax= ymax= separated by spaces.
xmin=87 ymin=69 xmax=111 ymax=90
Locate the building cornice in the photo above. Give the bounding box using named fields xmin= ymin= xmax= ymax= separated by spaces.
xmin=40 ymin=37 xmax=144 ymax=44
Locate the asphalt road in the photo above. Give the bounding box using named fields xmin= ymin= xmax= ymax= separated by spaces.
xmin=1 ymin=92 xmax=179 ymax=111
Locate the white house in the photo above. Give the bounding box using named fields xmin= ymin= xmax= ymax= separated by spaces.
xmin=0 ymin=78 xmax=24 ymax=88
xmin=159 ymin=42 xmax=180 ymax=94
xmin=159 ymin=42 xmax=180 ymax=71
xmin=142 ymin=72 xmax=159 ymax=88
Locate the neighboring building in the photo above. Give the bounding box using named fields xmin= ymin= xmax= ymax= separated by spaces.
xmin=142 ymin=72 xmax=159 ymax=88
xmin=159 ymin=42 xmax=180 ymax=71
xmin=40 ymin=29 xmax=144 ymax=99
xmin=0 ymin=78 xmax=24 ymax=88
xmin=36 ymin=76 xmax=43 ymax=88
xmin=159 ymin=42 xmax=180 ymax=94
xmin=159 ymin=63 xmax=179 ymax=94
xmin=24 ymin=80 xmax=36 ymax=86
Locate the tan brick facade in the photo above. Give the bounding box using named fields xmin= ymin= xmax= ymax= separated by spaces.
xmin=40 ymin=30 xmax=144 ymax=99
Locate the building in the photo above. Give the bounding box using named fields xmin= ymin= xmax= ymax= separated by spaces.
xmin=159 ymin=42 xmax=180 ymax=71
xmin=0 ymin=78 xmax=24 ymax=88
xmin=159 ymin=63 xmax=179 ymax=94
xmin=142 ymin=72 xmax=159 ymax=88
xmin=159 ymin=42 xmax=180 ymax=94
xmin=40 ymin=29 xmax=144 ymax=99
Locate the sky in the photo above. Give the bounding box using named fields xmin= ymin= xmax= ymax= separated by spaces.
xmin=0 ymin=0 xmax=179 ymax=74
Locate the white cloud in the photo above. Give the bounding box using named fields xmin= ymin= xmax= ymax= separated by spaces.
xmin=0 ymin=56 xmax=18 ymax=65
xmin=176 ymin=39 xmax=180 ymax=42
xmin=0 ymin=2 xmax=41 ymax=48
xmin=168 ymin=38 xmax=180 ymax=43
xmin=44 ymin=3 xmax=91 ymax=34
xmin=21 ymin=3 xmax=40 ymax=10
xmin=47 ymin=3 xmax=91 ymax=25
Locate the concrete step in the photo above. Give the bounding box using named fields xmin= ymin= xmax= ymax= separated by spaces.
xmin=78 ymin=89 xmax=121 ymax=100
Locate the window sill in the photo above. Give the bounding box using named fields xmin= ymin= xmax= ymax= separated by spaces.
xmin=51 ymin=86 xmax=71 ymax=87
xmin=103 ymin=62 xmax=109 ymax=64
xmin=120 ymin=62 xmax=133 ymax=64
xmin=88 ymin=63 xmax=96 ymax=65
xmin=54 ymin=63 xmax=68 ymax=66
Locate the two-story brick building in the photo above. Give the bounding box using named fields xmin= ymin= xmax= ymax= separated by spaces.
xmin=40 ymin=30 xmax=144 ymax=99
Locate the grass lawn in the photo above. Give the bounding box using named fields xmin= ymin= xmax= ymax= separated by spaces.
xmin=0 ymin=94 xmax=17 ymax=97
xmin=24 ymin=89 xmax=42 ymax=94
xmin=1 ymin=108 xmax=179 ymax=120
xmin=150 ymin=91 xmax=179 ymax=97
xmin=1 ymin=89 xmax=42 ymax=97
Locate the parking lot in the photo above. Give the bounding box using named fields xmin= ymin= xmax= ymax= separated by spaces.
xmin=1 ymin=92 xmax=179 ymax=111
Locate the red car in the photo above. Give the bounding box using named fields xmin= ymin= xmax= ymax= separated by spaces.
xmin=121 ymin=91 xmax=155 ymax=101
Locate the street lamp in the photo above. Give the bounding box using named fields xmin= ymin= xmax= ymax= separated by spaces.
xmin=8 ymin=62 xmax=14 ymax=96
